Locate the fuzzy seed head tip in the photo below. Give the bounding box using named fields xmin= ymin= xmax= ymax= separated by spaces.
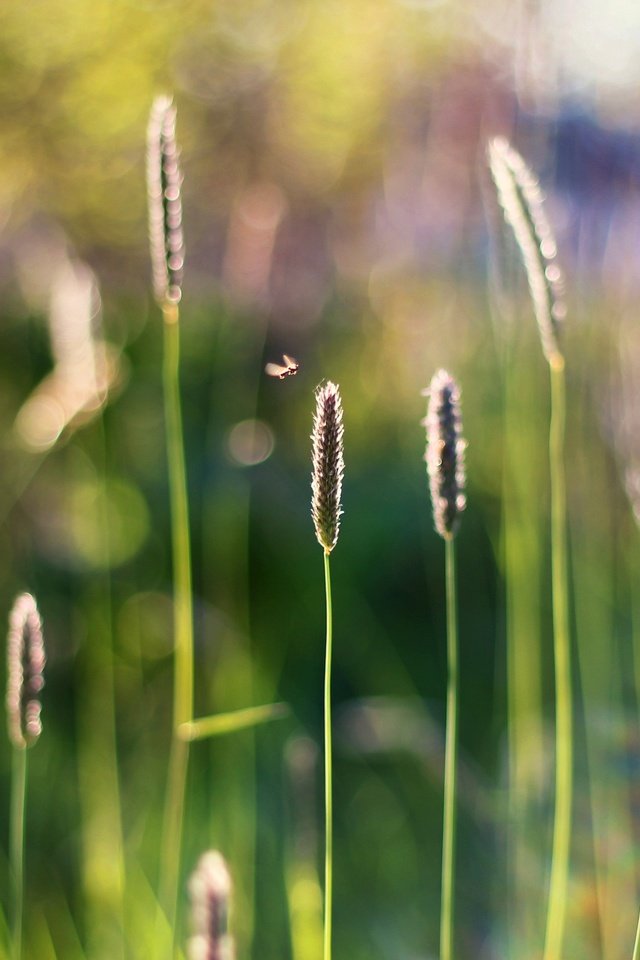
xmin=487 ymin=136 xmax=565 ymax=366
xmin=423 ymin=369 xmax=466 ymax=539
xmin=6 ymin=592 xmax=45 ymax=749
xmin=311 ymin=381 xmax=345 ymax=553
xmin=188 ymin=851 xmax=235 ymax=960
xmin=147 ymin=95 xmax=185 ymax=308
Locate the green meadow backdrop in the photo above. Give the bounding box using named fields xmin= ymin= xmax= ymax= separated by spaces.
xmin=1 ymin=1 xmax=640 ymax=958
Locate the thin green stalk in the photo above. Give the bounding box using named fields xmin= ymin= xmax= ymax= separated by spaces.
xmin=201 ymin=308 xmax=269 ymax=956
xmin=632 ymin=910 xmax=640 ymax=960
xmin=78 ymin=418 xmax=126 ymax=960
xmin=178 ymin=702 xmax=289 ymax=741
xmin=502 ymin=343 xmax=545 ymax=953
xmin=323 ymin=549 xmax=333 ymax=960
xmin=158 ymin=301 xmax=194 ymax=949
xmin=440 ymin=537 xmax=458 ymax=960
xmin=10 ymin=746 xmax=27 ymax=960
xmin=163 ymin=304 xmax=194 ymax=736
xmin=543 ymin=357 xmax=573 ymax=960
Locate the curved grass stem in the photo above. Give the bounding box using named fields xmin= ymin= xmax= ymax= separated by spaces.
xmin=543 ymin=357 xmax=573 ymax=960
xmin=323 ymin=550 xmax=334 ymax=960
xmin=440 ymin=537 xmax=458 ymax=960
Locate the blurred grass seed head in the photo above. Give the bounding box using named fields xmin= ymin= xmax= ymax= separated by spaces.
xmin=487 ymin=136 xmax=566 ymax=368
xmin=6 ymin=593 xmax=45 ymax=750
xmin=423 ymin=369 xmax=466 ymax=540
xmin=147 ymin=95 xmax=185 ymax=308
xmin=188 ymin=850 xmax=235 ymax=960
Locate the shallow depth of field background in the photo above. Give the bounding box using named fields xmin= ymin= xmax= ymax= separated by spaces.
xmin=2 ymin=1 xmax=640 ymax=958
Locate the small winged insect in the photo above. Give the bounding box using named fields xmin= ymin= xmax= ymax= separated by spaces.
xmin=265 ymin=354 xmax=300 ymax=379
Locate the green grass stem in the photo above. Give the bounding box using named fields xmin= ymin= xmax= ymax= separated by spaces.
xmin=77 ymin=419 xmax=126 ymax=960
xmin=162 ymin=303 xmax=194 ymax=733
xmin=158 ymin=301 xmax=195 ymax=951
xmin=440 ymin=537 xmax=458 ymax=960
xmin=323 ymin=549 xmax=334 ymax=960
xmin=543 ymin=356 xmax=573 ymax=960
xmin=502 ymin=343 xmax=546 ymax=950
xmin=10 ymin=746 xmax=26 ymax=960
xmin=177 ymin=702 xmax=289 ymax=741
xmin=632 ymin=910 xmax=640 ymax=960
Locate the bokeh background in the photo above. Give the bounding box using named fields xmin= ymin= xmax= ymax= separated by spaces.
xmin=3 ymin=1 xmax=640 ymax=958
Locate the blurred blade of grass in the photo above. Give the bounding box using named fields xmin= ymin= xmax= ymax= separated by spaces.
xmin=631 ymin=531 xmax=640 ymax=747
xmin=39 ymin=889 xmax=87 ymax=960
xmin=9 ymin=745 xmax=26 ymax=960
xmin=502 ymin=331 xmax=548 ymax=950
xmin=158 ymin=299 xmax=195 ymax=956
xmin=488 ymin=138 xmax=573 ymax=960
xmin=76 ymin=422 xmax=125 ymax=960
xmin=284 ymin=737 xmax=323 ymax=960
xmin=199 ymin=304 xmax=269 ymax=956
xmin=570 ymin=319 xmax=637 ymax=960
xmin=543 ymin=355 xmax=573 ymax=960
xmin=25 ymin=909 xmax=60 ymax=960
xmin=285 ymin=859 xmax=324 ymax=960
xmin=487 ymin=205 xmax=549 ymax=952
xmin=0 ymin=901 xmax=9 ymax=959
xmin=177 ymin=702 xmax=289 ymax=741
xmin=124 ymin=861 xmax=186 ymax=960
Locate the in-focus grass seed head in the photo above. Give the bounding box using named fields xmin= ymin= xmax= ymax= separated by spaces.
xmin=422 ymin=370 xmax=466 ymax=540
xmin=147 ymin=95 xmax=185 ymax=308
xmin=488 ymin=136 xmax=566 ymax=368
xmin=188 ymin=851 xmax=235 ymax=960
xmin=311 ymin=381 xmax=345 ymax=554
xmin=6 ymin=593 xmax=45 ymax=749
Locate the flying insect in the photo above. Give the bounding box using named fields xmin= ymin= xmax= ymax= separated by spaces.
xmin=265 ymin=354 xmax=300 ymax=379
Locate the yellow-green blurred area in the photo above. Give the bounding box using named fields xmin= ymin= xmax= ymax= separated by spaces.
xmin=4 ymin=1 xmax=640 ymax=958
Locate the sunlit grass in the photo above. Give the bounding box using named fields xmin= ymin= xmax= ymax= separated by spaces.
xmin=6 ymin=71 xmax=640 ymax=960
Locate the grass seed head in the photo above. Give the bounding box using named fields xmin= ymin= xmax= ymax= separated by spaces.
xmin=423 ymin=369 xmax=466 ymax=539
xmin=147 ymin=95 xmax=185 ymax=307
xmin=6 ymin=592 xmax=45 ymax=749
xmin=188 ymin=851 xmax=235 ymax=960
xmin=488 ymin=136 xmax=566 ymax=368
xmin=311 ymin=381 xmax=345 ymax=554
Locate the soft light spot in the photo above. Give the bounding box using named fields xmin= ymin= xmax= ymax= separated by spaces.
xmin=226 ymin=419 xmax=274 ymax=466
xmin=69 ymin=478 xmax=150 ymax=568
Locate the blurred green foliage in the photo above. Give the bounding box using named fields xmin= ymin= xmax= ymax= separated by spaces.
xmin=1 ymin=2 xmax=640 ymax=959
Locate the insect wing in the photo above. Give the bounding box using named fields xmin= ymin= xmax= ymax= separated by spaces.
xmin=265 ymin=362 xmax=289 ymax=378
xmin=282 ymin=354 xmax=299 ymax=372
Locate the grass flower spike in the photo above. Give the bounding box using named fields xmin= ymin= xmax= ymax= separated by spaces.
xmin=7 ymin=592 xmax=45 ymax=960
xmin=6 ymin=592 xmax=45 ymax=751
xmin=488 ymin=136 xmax=566 ymax=369
xmin=147 ymin=94 xmax=185 ymax=309
xmin=188 ymin=851 xmax=235 ymax=960
xmin=488 ymin=138 xmax=573 ymax=960
xmin=423 ymin=369 xmax=466 ymax=540
xmin=147 ymin=93 xmax=194 ymax=950
xmin=310 ymin=380 xmax=344 ymax=960
xmin=422 ymin=371 xmax=465 ymax=960
xmin=311 ymin=381 xmax=345 ymax=554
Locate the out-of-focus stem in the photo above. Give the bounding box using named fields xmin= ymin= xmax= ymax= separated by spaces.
xmin=543 ymin=356 xmax=573 ymax=960
xmin=158 ymin=301 xmax=194 ymax=952
xmin=10 ymin=746 xmax=27 ymax=960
